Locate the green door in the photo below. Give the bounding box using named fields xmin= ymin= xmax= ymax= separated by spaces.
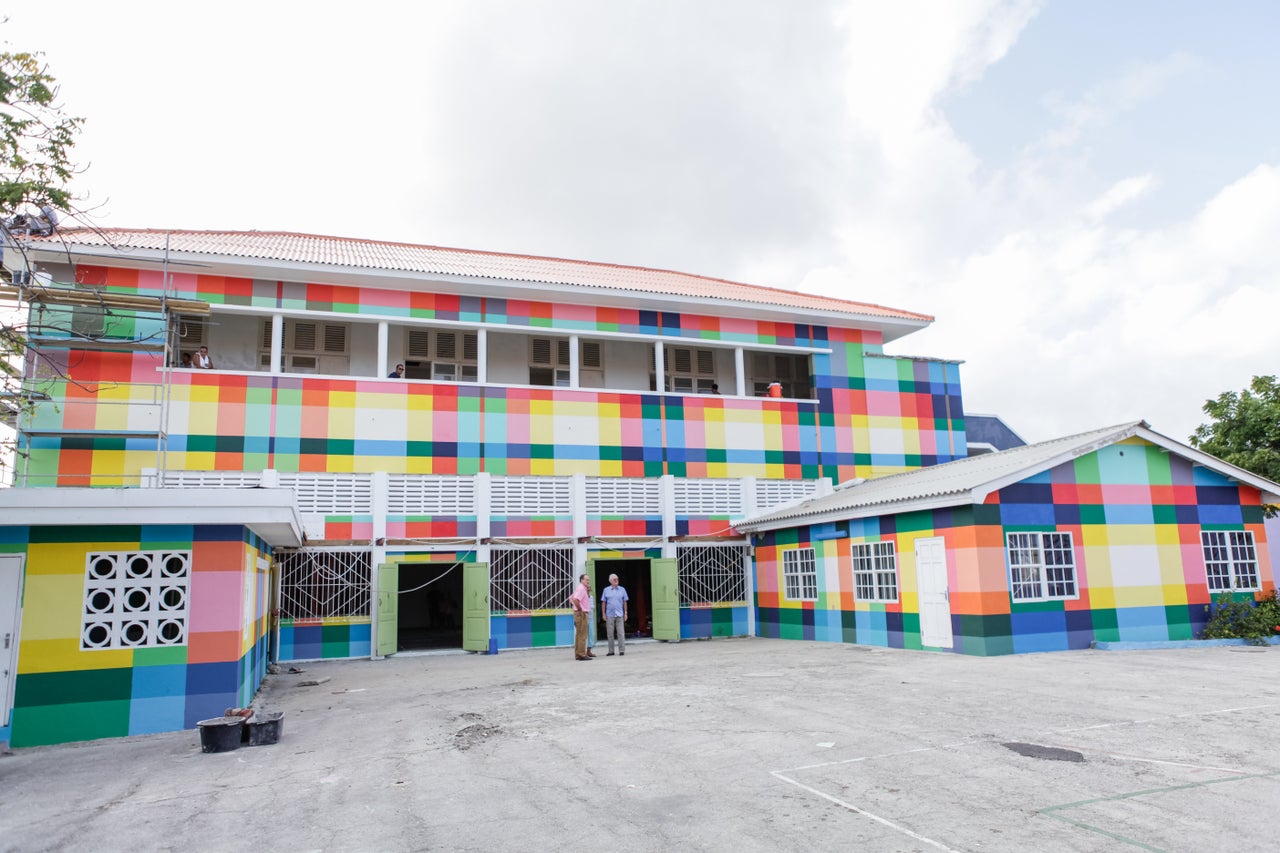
xmin=376 ymin=562 xmax=398 ymax=657
xmin=462 ymin=561 xmax=491 ymax=652
xmin=651 ymin=557 xmax=679 ymax=641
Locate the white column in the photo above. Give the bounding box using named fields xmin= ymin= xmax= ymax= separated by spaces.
xmin=741 ymin=475 xmax=758 ymax=519
xmin=475 ymin=472 xmax=492 ymax=543
xmin=744 ymin=545 xmax=756 ymax=637
xmin=372 ymin=470 xmax=389 ymax=546
xmin=660 ymin=473 xmax=676 ymax=559
xmin=270 ymin=314 xmax=284 ymax=374
xmin=571 ymin=472 xmax=587 ymax=542
xmin=377 ymin=321 xmax=389 ymax=377
xmin=734 ymin=347 xmax=746 ymax=397
xmin=569 ymin=334 xmax=579 ymax=389
xmin=476 ymin=328 xmax=488 ymax=384
xmin=654 ymin=342 xmax=666 ymax=391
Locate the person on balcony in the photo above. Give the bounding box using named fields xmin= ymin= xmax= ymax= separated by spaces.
xmin=195 ymin=346 xmax=214 ymax=369
xmin=180 ymin=353 xmax=193 ymax=368
xmin=388 ymin=364 xmax=405 ymax=378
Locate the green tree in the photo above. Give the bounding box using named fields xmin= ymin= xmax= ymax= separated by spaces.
xmin=1190 ymin=375 xmax=1280 ymax=494
xmin=1 ymin=46 xmax=85 ymax=470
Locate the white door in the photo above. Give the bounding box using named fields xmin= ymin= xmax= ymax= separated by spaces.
xmin=1 ymin=555 xmax=24 ymax=728
xmin=915 ymin=537 xmax=953 ymax=649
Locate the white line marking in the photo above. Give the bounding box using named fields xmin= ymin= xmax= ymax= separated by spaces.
xmin=770 ymin=770 xmax=964 ymax=853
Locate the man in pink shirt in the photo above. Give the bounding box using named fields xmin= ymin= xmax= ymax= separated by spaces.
xmin=569 ymin=574 xmax=595 ymax=660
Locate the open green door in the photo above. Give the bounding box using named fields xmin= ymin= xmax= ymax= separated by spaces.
xmin=651 ymin=557 xmax=679 ymax=641
xmin=376 ymin=562 xmax=398 ymax=657
xmin=586 ymin=558 xmax=598 ymax=648
xmin=462 ymin=561 xmax=490 ymax=652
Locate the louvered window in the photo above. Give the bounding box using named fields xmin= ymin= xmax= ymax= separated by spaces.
xmin=260 ymin=319 xmax=351 ymax=373
xmin=582 ymin=342 xmax=602 ymax=368
xmin=407 ymin=329 xmax=431 ymax=358
xmin=663 ymin=346 xmax=717 ymax=394
xmin=323 ymin=324 xmax=346 ymax=353
xmin=403 ymin=328 xmax=479 ymax=383
xmin=436 ymin=331 xmax=457 ymax=360
xmin=293 ymin=322 xmax=317 ymax=351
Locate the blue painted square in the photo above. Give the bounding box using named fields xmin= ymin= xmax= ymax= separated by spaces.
xmin=1199 ymin=504 xmax=1243 ymax=525
xmin=186 ymin=661 xmax=238 ymax=695
xmin=1115 ymin=605 xmax=1170 ymax=641
xmin=184 ymin=692 xmax=238 ymax=728
xmin=1011 ymin=610 xmax=1067 ymax=636
xmin=1012 ymin=632 xmax=1068 ymax=653
xmin=1104 ymin=504 xmax=1154 ymax=525
xmin=1000 ymin=503 xmax=1056 ymax=526
xmin=131 ymin=663 xmax=186 ymax=699
xmin=129 ymin=695 xmax=186 ymax=735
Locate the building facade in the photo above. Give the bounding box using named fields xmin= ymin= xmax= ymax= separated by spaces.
xmin=1 ymin=228 xmax=967 ymax=745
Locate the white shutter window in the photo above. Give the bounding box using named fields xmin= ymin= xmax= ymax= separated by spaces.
xmin=463 ymin=333 xmax=478 ymax=361
xmin=531 ymin=338 xmax=552 ymax=366
xmin=261 ymin=319 xmax=273 ymax=349
xmin=178 ymin=317 xmax=205 ymax=346
xmin=407 ymin=329 xmax=431 ymax=358
xmin=322 ymin=324 xmax=347 ymax=354
xmin=556 ymin=339 xmax=571 ymax=367
xmin=696 ymin=349 xmax=714 ymax=375
xmin=581 ymin=341 xmax=602 ymax=368
xmin=435 ymin=331 xmax=457 ymax=360
xmin=671 ymin=348 xmax=693 ymax=374
xmin=293 ymin=322 xmax=318 ymax=352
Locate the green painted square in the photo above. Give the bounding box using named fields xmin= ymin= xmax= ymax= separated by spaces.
xmin=29 ymin=525 xmax=142 ymax=544
xmin=958 ymin=614 xmax=986 ymax=639
xmin=531 ymin=614 xmax=557 ymax=647
xmin=1242 ymin=505 xmax=1264 ymax=524
xmin=214 ymin=435 xmax=244 ymax=453
xmin=1152 ymin=504 xmax=1178 ymax=525
xmin=186 ymin=434 xmax=217 ymax=453
xmin=243 ymin=453 xmax=271 ymax=471
xmin=458 ymin=395 xmax=481 ymax=413
xmin=972 ymin=504 xmax=1001 ymax=525
xmin=530 ymin=444 xmax=554 ymax=460
xmin=1079 ymin=505 xmax=1107 ymax=525
xmin=981 ymin=634 xmax=1015 ymax=656
xmin=896 ymin=511 xmax=935 ymax=533
xmin=133 ymin=646 xmax=188 ymax=666
xmin=322 ymin=624 xmax=351 ymax=657
xmin=599 ymin=445 xmax=622 ymax=461
xmin=1145 ymin=450 xmax=1173 ymax=485
xmin=1073 ymin=454 xmax=1101 ymax=483
xmin=779 ymin=621 xmax=805 ymax=641
xmin=12 ymin=699 xmax=132 ymax=747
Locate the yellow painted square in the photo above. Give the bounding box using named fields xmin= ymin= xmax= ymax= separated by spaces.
xmin=1113 ymin=586 xmax=1162 ymax=608
xmin=19 ymin=638 xmax=133 ymax=673
xmin=1160 ymin=581 xmax=1189 ymax=606
xmin=19 ymin=575 xmax=86 ymax=639
xmin=1107 ymin=526 xmax=1156 ymax=547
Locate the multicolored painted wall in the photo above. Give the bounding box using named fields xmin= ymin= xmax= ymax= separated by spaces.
xmin=19 ymin=267 xmax=965 ymax=488
xmin=754 ymin=438 xmax=1275 ymax=655
xmin=1 ymin=524 xmax=273 ymax=746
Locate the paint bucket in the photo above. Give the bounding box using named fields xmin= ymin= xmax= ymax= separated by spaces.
xmin=197 ymin=717 xmax=244 ymax=753
xmin=246 ymin=711 xmax=284 ymax=746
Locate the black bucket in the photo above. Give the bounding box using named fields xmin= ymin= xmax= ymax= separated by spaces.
xmin=246 ymin=711 xmax=284 ymax=746
xmin=197 ymin=717 xmax=244 ymax=753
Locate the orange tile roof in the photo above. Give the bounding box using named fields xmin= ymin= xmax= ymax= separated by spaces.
xmin=36 ymin=228 xmax=932 ymax=323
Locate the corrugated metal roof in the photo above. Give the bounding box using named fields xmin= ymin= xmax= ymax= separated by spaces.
xmin=35 ymin=228 xmax=932 ymax=323
xmin=738 ymin=421 xmax=1205 ymax=531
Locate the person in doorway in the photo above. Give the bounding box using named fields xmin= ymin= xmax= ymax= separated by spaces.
xmin=180 ymin=352 xmax=193 ymax=368
xmin=600 ymin=573 xmax=629 ymax=656
xmin=194 ymin=346 xmax=214 ymax=369
xmin=569 ymin=573 xmax=595 ymax=660
xmin=710 ymin=383 xmax=720 ymax=394
xmin=388 ymin=363 xmax=405 ymax=378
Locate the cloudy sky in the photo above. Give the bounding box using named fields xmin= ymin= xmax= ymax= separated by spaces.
xmin=5 ymin=1 xmax=1277 ymax=444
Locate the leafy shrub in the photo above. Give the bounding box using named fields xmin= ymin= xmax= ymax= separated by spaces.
xmin=1201 ymin=590 xmax=1280 ymax=643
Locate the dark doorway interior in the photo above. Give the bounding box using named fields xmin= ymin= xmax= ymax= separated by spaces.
xmin=397 ymin=562 xmax=463 ymax=651
xmin=597 ymin=559 xmax=652 ymax=639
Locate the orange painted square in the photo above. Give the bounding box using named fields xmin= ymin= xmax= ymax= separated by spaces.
xmin=187 ymin=630 xmax=241 ymax=664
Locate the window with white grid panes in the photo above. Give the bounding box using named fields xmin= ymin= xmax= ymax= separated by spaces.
xmin=852 ymin=541 xmax=898 ymax=602
xmin=81 ymin=551 xmax=190 ymax=650
xmin=1200 ymin=530 xmax=1259 ymax=591
xmin=490 ymin=548 xmax=575 ymax=612
xmin=278 ymin=550 xmax=372 ymax=619
xmin=782 ymin=547 xmax=818 ymax=601
xmin=678 ymin=545 xmax=747 ymax=604
xmin=1006 ymin=531 xmax=1077 ymax=601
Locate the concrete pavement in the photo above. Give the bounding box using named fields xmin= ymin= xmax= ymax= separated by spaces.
xmin=3 ymin=638 xmax=1279 ymax=852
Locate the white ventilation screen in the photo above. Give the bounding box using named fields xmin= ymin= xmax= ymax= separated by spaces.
xmin=82 ymin=551 xmax=191 ymax=650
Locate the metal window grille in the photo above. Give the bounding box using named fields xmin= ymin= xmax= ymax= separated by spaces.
xmin=491 ymin=477 xmax=572 ymax=516
xmin=852 ymin=541 xmax=898 ymax=602
xmin=278 ymin=549 xmax=371 ymax=619
xmin=673 ymin=479 xmax=742 ymax=515
xmin=677 ymin=545 xmax=746 ymax=604
xmin=490 ymin=547 xmax=575 ymax=612
xmin=387 ymin=475 xmax=476 ymax=515
xmin=1006 ymin=531 xmax=1075 ymax=601
xmin=81 ymin=551 xmax=190 ymax=650
xmin=782 ymin=547 xmax=817 ymax=601
xmin=1201 ymin=530 xmax=1259 ymax=591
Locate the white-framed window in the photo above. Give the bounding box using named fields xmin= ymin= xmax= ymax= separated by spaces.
xmin=660 ymin=346 xmax=717 ymax=394
xmin=1006 ymin=531 xmax=1077 ymax=601
xmin=782 ymin=547 xmax=818 ymax=601
xmin=260 ymin=318 xmax=350 ymax=374
xmin=747 ymin=351 xmax=813 ymax=398
xmin=852 ymin=541 xmax=898 ymax=602
xmin=405 ymin=328 xmax=478 ymax=382
xmin=81 ymin=551 xmax=191 ymax=649
xmin=1201 ymin=530 xmax=1259 ymax=591
xmin=528 ymin=337 xmax=604 ymax=387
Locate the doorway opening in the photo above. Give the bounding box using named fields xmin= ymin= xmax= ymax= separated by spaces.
xmin=596 ymin=558 xmax=652 ymax=640
xmin=397 ymin=562 xmax=463 ymax=651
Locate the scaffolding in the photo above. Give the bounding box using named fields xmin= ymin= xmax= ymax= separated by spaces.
xmin=0 ymin=274 xmax=210 ymax=487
